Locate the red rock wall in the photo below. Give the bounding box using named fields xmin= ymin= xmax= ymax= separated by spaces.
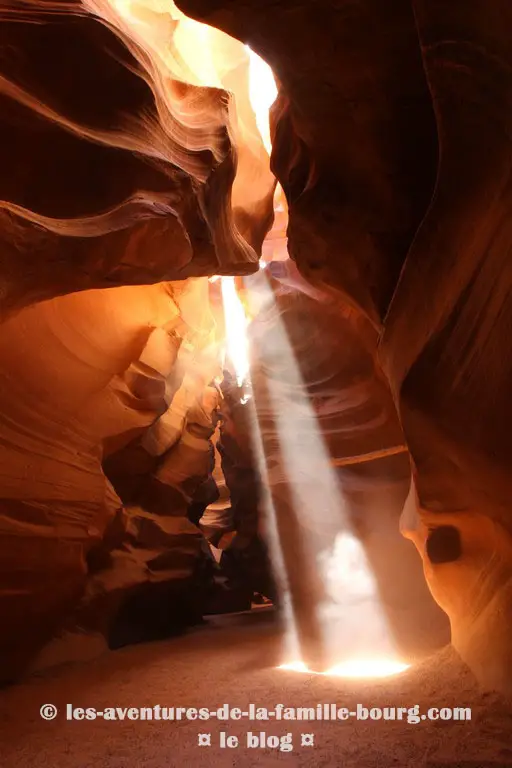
xmin=0 ymin=1 xmax=275 ymax=320
xmin=177 ymin=0 xmax=512 ymax=691
xmin=0 ymin=280 xmax=220 ymax=682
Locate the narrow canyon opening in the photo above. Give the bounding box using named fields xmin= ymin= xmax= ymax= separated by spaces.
xmin=1 ymin=1 xmax=512 ymax=766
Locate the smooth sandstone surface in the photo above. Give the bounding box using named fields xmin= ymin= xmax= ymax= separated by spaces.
xmin=1 ymin=0 xmax=511 ymax=697
xmin=177 ymin=0 xmax=512 ymax=693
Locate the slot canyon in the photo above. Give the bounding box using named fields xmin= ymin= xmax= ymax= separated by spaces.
xmin=1 ymin=0 xmax=512 ymax=765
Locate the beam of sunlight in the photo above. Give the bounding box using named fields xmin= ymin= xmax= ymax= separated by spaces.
xmin=241 ymin=393 xmax=303 ymax=665
xmin=219 ymin=273 xmax=302 ymax=661
xmin=239 ymin=269 xmax=410 ymax=677
xmin=220 ymin=277 xmax=250 ymax=387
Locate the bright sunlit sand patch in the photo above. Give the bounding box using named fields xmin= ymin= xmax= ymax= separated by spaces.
xmin=325 ymin=660 xmax=410 ymax=678
xmin=278 ymin=660 xmax=410 ymax=678
xmin=278 ymin=661 xmax=311 ymax=673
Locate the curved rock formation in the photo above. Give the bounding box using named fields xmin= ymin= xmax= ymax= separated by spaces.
xmin=0 ymin=0 xmax=275 ymax=320
xmin=0 ymin=0 xmax=279 ymax=681
xmin=0 ymin=278 xmax=223 ymax=682
xmin=1 ymin=0 xmax=511 ymax=697
xmin=177 ymin=0 xmax=438 ymax=322
xmin=177 ymin=0 xmax=512 ymax=691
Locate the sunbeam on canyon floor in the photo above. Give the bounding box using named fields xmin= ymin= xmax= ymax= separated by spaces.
xmin=218 ymin=266 xmax=411 ymax=680
xmin=278 ymin=659 xmax=410 ymax=678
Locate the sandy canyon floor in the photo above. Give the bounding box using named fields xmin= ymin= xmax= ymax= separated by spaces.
xmin=1 ymin=612 xmax=511 ymax=768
